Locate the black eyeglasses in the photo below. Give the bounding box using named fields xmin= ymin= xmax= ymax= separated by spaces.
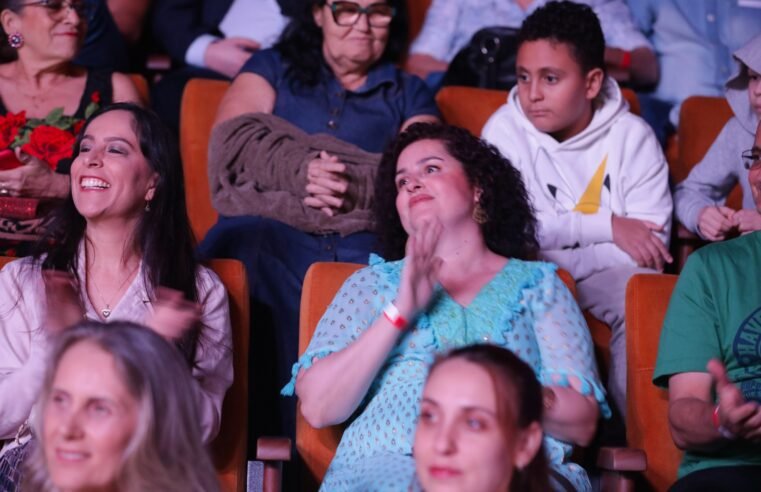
xmin=21 ymin=0 xmax=91 ymax=19
xmin=742 ymin=148 xmax=761 ymax=170
xmin=327 ymin=1 xmax=395 ymax=28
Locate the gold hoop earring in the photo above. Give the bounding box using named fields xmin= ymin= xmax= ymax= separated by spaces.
xmin=472 ymin=202 xmax=488 ymax=224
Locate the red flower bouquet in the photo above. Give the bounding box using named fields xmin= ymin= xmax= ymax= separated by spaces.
xmin=21 ymin=125 xmax=77 ymax=168
xmin=0 ymin=91 xmax=100 ymax=170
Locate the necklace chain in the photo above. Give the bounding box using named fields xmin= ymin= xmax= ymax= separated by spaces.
xmin=89 ymin=264 xmax=139 ymax=319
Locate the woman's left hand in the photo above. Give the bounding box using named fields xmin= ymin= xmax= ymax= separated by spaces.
xmin=146 ymin=287 xmax=202 ymax=341
xmin=0 ymin=149 xmax=69 ymax=198
xmin=304 ymin=151 xmax=351 ymax=216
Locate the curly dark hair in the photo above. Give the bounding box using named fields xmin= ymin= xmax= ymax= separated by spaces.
xmin=374 ymin=123 xmax=538 ymax=260
xmin=275 ymin=0 xmax=408 ymax=87
xmin=518 ymin=0 xmax=605 ymax=74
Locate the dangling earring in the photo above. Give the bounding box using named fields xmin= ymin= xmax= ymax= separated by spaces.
xmin=472 ymin=201 xmax=488 ymax=224
xmin=144 ymin=201 xmax=151 ymax=212
xmin=8 ymin=32 xmax=23 ymax=49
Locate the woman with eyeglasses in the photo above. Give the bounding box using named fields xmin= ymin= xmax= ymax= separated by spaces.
xmin=675 ymin=33 xmax=761 ymax=242
xmin=0 ymin=0 xmax=141 ymax=254
xmin=200 ymin=0 xmax=439 ymax=442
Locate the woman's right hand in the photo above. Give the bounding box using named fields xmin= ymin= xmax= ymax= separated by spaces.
xmin=0 ymin=149 xmax=69 ymax=198
xmin=395 ymin=219 xmax=443 ymax=319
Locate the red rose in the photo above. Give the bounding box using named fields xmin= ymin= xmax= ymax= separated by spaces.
xmin=21 ymin=125 xmax=76 ymax=169
xmin=72 ymin=119 xmax=85 ymax=136
xmin=90 ymin=91 xmax=101 ymax=104
xmin=0 ymin=111 xmax=26 ymax=149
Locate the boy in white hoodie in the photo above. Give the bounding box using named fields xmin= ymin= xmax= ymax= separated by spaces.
xmin=482 ymin=0 xmax=672 ymax=418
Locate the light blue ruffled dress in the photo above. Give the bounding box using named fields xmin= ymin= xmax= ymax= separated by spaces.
xmin=282 ymin=255 xmax=610 ymax=491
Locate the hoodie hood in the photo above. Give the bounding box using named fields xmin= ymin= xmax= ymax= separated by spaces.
xmin=506 ymin=76 xmax=630 ymax=152
xmin=725 ymin=32 xmax=761 ymax=134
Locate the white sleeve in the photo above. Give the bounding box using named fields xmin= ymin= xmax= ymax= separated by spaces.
xmin=191 ymin=268 xmax=234 ymax=443
xmin=617 ymin=120 xmax=673 ymax=245
xmin=185 ymin=34 xmax=222 ymax=68
xmin=0 ymin=261 xmax=47 ymax=439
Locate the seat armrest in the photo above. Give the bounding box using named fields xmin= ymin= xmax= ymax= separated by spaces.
xmin=597 ymin=446 xmax=647 ymax=472
xmin=256 ymin=437 xmax=292 ymax=462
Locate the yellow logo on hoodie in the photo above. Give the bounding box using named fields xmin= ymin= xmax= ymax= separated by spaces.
xmin=573 ymin=154 xmax=607 ymax=214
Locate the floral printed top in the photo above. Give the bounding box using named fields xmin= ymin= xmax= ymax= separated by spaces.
xmin=283 ymin=255 xmax=610 ymax=492
xmin=0 ymin=68 xmax=113 ymax=172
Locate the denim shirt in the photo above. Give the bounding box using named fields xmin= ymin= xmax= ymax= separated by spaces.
xmin=240 ymin=49 xmax=439 ymax=153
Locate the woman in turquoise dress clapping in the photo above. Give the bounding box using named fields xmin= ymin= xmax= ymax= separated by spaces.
xmin=283 ymin=123 xmax=609 ymax=492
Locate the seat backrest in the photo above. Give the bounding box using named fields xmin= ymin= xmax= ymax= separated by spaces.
xmin=435 ymin=86 xmax=641 ymax=137
xmin=625 ymin=273 xmax=681 ymax=491
xmin=296 ymin=262 xmax=584 ymax=487
xmin=128 ymin=73 xmax=150 ymax=105
xmin=676 ymin=97 xmax=739 ymax=208
xmin=207 ymin=258 xmax=251 ymax=492
xmin=180 ymin=79 xmax=231 ymax=242
xmin=406 ymin=0 xmax=431 ymax=46
xmin=296 ymin=262 xmax=363 ymax=487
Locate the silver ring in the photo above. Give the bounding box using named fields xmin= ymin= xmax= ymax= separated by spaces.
xmin=0 ymin=188 xmax=9 ymax=196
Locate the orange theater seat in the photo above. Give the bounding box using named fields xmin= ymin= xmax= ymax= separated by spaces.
xmin=672 ymin=96 xmax=735 ymax=270
xmin=179 ymin=79 xmax=231 ymax=242
xmin=626 ymin=273 xmax=681 ymax=490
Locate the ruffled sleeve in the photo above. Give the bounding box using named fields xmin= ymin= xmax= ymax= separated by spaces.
xmin=281 ymin=255 xmax=402 ymax=395
xmin=528 ymin=266 xmax=611 ymax=418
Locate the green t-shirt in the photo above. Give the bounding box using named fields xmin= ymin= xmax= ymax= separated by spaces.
xmin=653 ymin=232 xmax=761 ymax=478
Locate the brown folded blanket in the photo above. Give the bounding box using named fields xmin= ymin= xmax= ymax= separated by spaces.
xmin=208 ymin=113 xmax=381 ymax=236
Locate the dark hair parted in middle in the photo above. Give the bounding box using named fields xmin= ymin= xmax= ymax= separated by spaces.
xmin=33 ymin=102 xmax=201 ymax=363
xmin=274 ymin=0 xmax=409 ymax=87
xmin=374 ymin=123 xmax=538 ymax=260
xmin=518 ymin=0 xmax=605 ymax=74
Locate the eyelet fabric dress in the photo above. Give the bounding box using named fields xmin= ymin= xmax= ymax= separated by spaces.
xmin=283 ymin=254 xmax=610 ymax=491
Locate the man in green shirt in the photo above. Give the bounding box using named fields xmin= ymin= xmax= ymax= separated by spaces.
xmin=654 ymin=120 xmax=761 ymax=490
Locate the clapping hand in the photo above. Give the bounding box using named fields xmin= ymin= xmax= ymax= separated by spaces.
xmin=145 ymin=287 xmax=202 ymax=341
xmin=395 ymin=219 xmax=443 ymax=320
xmin=43 ymin=270 xmax=84 ymax=334
xmin=707 ymin=359 xmax=761 ymax=441
xmin=612 ymin=215 xmax=672 ymax=271
xmin=304 ymin=150 xmax=351 ymax=217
